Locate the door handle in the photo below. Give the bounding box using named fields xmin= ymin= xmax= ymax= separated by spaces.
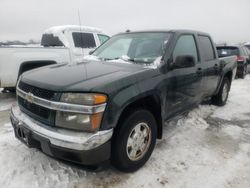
xmin=196 ymin=68 xmax=203 ymax=76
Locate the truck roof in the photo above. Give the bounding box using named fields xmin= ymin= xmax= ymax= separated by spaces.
xmin=44 ymin=25 xmax=105 ymax=34
xmin=117 ymin=29 xmax=209 ymax=36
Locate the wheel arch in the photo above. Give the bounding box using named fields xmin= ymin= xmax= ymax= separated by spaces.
xmin=215 ymin=70 xmax=233 ymax=95
xmin=115 ymin=94 xmax=163 ymax=139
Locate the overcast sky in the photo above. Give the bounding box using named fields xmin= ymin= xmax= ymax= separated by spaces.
xmin=1 ymin=0 xmax=250 ymax=44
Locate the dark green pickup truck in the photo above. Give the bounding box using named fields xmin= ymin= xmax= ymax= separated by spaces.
xmin=11 ymin=30 xmax=236 ymax=172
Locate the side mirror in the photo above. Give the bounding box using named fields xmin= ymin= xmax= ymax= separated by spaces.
xmin=170 ymin=55 xmax=195 ymax=70
xmin=89 ymin=50 xmax=94 ymax=55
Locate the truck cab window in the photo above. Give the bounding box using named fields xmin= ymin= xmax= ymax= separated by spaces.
xmin=98 ymin=34 xmax=110 ymax=44
xmin=72 ymin=32 xmax=96 ymax=48
xmin=173 ymin=35 xmax=198 ymax=62
xmin=198 ymin=35 xmax=215 ymax=61
xmin=41 ymin=34 xmax=64 ymax=47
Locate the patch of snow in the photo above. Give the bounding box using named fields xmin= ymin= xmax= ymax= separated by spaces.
xmin=0 ymin=93 xmax=16 ymax=111
xmin=222 ymin=125 xmax=242 ymax=140
xmin=82 ymin=55 xmax=100 ymax=62
xmin=107 ymin=58 xmax=133 ymax=64
xmin=44 ymin=25 xmax=104 ymax=35
xmin=143 ymin=56 xmax=163 ymax=69
xmin=212 ymin=75 xmax=250 ymax=120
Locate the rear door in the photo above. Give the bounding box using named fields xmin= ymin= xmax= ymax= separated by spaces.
xmin=198 ymin=35 xmax=220 ymax=97
xmin=166 ymin=34 xmax=203 ymax=118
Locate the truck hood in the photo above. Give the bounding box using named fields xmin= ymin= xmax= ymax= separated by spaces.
xmin=21 ymin=60 xmax=153 ymax=92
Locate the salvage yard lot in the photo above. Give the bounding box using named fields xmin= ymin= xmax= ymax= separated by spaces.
xmin=1 ymin=76 xmax=250 ymax=188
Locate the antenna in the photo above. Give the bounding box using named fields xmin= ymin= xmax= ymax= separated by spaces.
xmin=77 ymin=9 xmax=88 ymax=78
xmin=78 ymin=9 xmax=85 ymax=57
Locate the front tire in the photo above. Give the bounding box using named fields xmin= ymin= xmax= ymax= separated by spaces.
xmin=212 ymin=77 xmax=230 ymax=106
xmin=111 ymin=109 xmax=157 ymax=172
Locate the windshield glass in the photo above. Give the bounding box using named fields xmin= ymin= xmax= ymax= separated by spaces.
xmin=93 ymin=32 xmax=172 ymax=65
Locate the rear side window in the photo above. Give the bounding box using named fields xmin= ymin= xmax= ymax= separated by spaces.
xmin=173 ymin=35 xmax=198 ymax=62
xmin=245 ymin=47 xmax=250 ymax=55
xmin=98 ymin=34 xmax=110 ymax=44
xmin=198 ymin=36 xmax=215 ymax=61
xmin=216 ymin=46 xmax=239 ymax=58
xmin=72 ymin=32 xmax=96 ymax=48
xmin=239 ymin=47 xmax=247 ymax=56
xmin=41 ymin=34 xmax=64 ymax=47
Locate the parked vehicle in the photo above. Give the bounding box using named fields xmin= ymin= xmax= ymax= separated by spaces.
xmin=11 ymin=30 xmax=236 ymax=172
xmin=245 ymin=42 xmax=250 ymax=51
xmin=217 ymin=45 xmax=250 ymax=78
xmin=0 ymin=25 xmax=109 ymax=90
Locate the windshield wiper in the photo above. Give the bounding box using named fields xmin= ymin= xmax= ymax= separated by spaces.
xmin=103 ymin=57 xmax=136 ymax=63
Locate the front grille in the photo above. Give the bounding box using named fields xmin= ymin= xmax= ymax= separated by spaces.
xmin=18 ymin=96 xmax=55 ymax=126
xmin=17 ymin=81 xmax=58 ymax=126
xmin=18 ymin=81 xmax=57 ymax=100
xmin=18 ymin=96 xmax=50 ymax=119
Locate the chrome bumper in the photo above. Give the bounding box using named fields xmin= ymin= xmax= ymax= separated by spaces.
xmin=11 ymin=105 xmax=113 ymax=151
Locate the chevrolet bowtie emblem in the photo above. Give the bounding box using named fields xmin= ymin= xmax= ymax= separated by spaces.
xmin=25 ymin=92 xmax=34 ymax=103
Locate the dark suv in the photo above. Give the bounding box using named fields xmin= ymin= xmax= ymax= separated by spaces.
xmin=217 ymin=45 xmax=250 ymax=79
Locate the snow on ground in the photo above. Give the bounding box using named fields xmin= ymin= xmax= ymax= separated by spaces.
xmin=1 ymin=76 xmax=250 ymax=188
xmin=0 ymin=90 xmax=16 ymax=111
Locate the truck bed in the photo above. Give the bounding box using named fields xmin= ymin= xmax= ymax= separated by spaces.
xmin=0 ymin=46 xmax=71 ymax=88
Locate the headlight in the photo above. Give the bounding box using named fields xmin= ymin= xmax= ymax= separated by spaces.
xmin=60 ymin=93 xmax=107 ymax=105
xmin=55 ymin=111 xmax=103 ymax=132
xmin=56 ymin=93 xmax=107 ymax=132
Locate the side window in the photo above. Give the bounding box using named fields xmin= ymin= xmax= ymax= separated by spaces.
xmin=245 ymin=47 xmax=250 ymax=55
xmin=243 ymin=47 xmax=250 ymax=55
xmin=173 ymin=35 xmax=198 ymax=62
xmin=198 ymin=35 xmax=216 ymax=61
xmin=98 ymin=34 xmax=110 ymax=44
xmin=239 ymin=47 xmax=246 ymax=56
xmin=72 ymin=32 xmax=96 ymax=48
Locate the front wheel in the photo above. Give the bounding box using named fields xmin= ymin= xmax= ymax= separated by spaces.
xmin=212 ymin=77 xmax=230 ymax=106
xmin=111 ymin=109 xmax=157 ymax=172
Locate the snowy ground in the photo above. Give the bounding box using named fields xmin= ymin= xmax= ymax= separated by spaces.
xmin=1 ymin=76 xmax=250 ymax=188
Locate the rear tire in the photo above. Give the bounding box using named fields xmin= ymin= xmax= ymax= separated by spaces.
xmin=239 ymin=65 xmax=247 ymax=79
xmin=111 ymin=109 xmax=157 ymax=172
xmin=212 ymin=77 xmax=230 ymax=106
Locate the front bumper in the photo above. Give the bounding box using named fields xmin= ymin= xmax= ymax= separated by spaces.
xmin=10 ymin=105 xmax=113 ymax=165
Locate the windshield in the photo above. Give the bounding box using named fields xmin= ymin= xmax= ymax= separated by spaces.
xmin=93 ymin=32 xmax=172 ymax=65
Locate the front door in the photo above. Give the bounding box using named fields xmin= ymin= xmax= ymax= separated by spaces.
xmin=165 ymin=34 xmax=203 ymax=119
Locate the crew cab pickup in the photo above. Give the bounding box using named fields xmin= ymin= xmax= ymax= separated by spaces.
xmin=0 ymin=25 xmax=109 ymax=89
xmin=10 ymin=30 xmax=237 ymax=172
